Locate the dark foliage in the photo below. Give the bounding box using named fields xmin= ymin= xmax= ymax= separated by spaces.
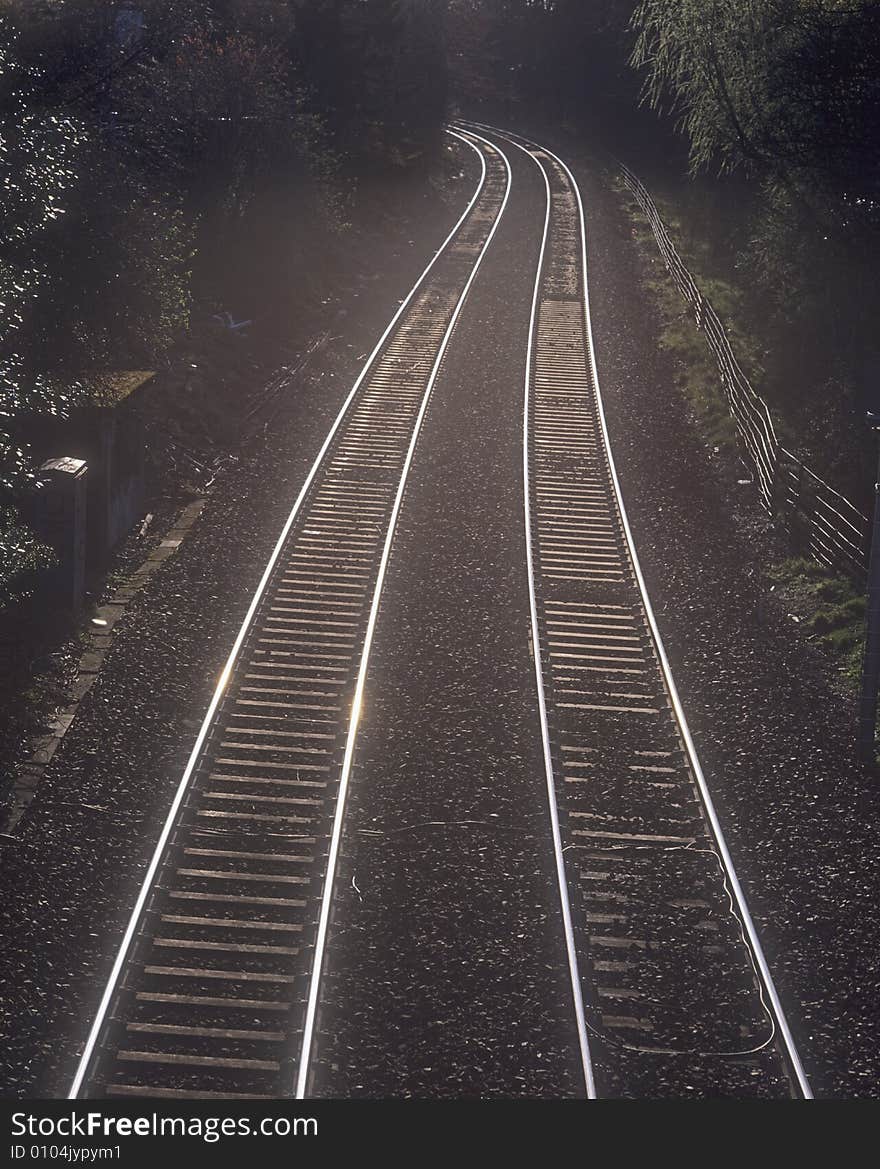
xmin=631 ymin=0 xmax=880 ymax=495
xmin=291 ymin=0 xmax=448 ymax=168
xmin=0 ymin=0 xmax=450 ymax=605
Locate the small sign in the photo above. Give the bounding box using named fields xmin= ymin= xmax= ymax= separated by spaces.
xmin=41 ymin=456 xmax=87 ymax=477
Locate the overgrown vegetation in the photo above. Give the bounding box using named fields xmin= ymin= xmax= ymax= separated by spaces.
xmin=619 ymin=181 xmax=744 ymax=459
xmin=768 ymin=558 xmax=866 ymax=686
xmin=629 ymin=0 xmax=880 ymax=506
xmin=620 ymin=180 xmax=868 ymax=690
xmin=447 ymin=1 xmax=640 ymax=127
xmin=0 ymin=0 xmax=448 ymax=608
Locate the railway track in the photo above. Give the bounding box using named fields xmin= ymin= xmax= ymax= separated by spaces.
xmin=468 ymin=122 xmax=811 ymax=1098
xmin=65 ymin=120 xmax=812 ymax=1101
xmin=68 ymin=127 xmax=511 ymax=1101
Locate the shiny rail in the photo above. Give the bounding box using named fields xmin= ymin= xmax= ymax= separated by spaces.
xmin=463 ymin=121 xmax=812 ymax=1100
xmin=68 ymin=128 xmax=511 ymax=1101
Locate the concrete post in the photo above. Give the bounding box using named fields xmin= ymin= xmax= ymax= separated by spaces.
xmin=38 ymin=456 xmax=88 ymax=614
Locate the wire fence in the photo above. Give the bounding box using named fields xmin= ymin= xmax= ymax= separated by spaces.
xmin=619 ymin=163 xmax=870 ymax=580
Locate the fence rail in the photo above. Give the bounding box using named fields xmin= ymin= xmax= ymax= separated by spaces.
xmin=619 ymin=163 xmax=870 ymax=580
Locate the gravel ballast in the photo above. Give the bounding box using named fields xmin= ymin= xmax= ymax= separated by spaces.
xmin=565 ymin=137 xmax=880 ymax=1098
xmin=0 ymin=140 xmax=479 ymax=1098
xmin=313 ymin=143 xmax=583 ymax=1099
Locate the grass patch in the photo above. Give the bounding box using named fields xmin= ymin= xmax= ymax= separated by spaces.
xmin=617 ymin=182 xmax=742 ymax=462
xmin=767 ymin=557 xmax=865 ymax=687
xmin=614 ymin=174 xmax=871 ymax=706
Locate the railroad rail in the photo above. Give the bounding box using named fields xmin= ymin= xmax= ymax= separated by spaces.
xmin=68 ymin=127 xmax=511 ymax=1100
xmin=67 ymin=118 xmax=812 ymax=1101
xmin=465 ymin=122 xmax=812 ymax=1099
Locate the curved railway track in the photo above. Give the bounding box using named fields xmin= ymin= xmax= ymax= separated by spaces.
xmin=467 ymin=121 xmax=811 ymax=1099
xmin=68 ymin=127 xmax=511 ymax=1101
xmin=65 ymin=120 xmax=811 ymax=1101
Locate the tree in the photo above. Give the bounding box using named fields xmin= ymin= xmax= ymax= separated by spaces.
xmin=0 ymin=0 xmax=450 ymax=606
xmin=0 ymin=17 xmax=90 ymax=602
xmin=631 ymin=1 xmax=880 ymax=225
xmin=290 ymin=0 xmax=448 ymax=166
xmin=631 ymin=0 xmax=880 ymax=489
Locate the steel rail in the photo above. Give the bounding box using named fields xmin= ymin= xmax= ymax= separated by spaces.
xmin=493 ymin=128 xmax=598 ymax=1101
xmin=68 ymin=127 xmax=495 ymax=1099
xmin=462 ymin=120 xmax=812 ymax=1100
xmin=292 ymin=130 xmax=513 ymax=1098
